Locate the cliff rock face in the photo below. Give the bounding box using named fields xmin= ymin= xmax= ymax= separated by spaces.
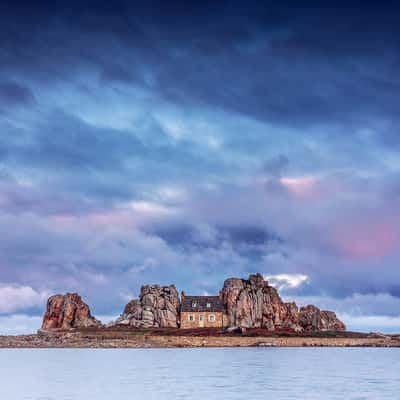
xmin=112 ymin=284 xmax=180 ymax=328
xmin=220 ymin=273 xmax=302 ymax=331
xmin=41 ymin=293 xmax=102 ymax=330
xmin=299 ymin=305 xmax=346 ymax=332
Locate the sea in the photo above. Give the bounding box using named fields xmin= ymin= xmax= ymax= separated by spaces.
xmin=0 ymin=348 xmax=398 ymax=399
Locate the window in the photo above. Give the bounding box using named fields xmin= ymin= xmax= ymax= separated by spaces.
xmin=206 ymin=302 xmax=211 ymax=308
xmin=208 ymin=315 xmax=216 ymax=322
xmin=188 ymin=315 xmax=195 ymax=322
xmin=199 ymin=315 xmax=205 ymax=321
xmin=191 ymin=300 xmax=197 ymax=308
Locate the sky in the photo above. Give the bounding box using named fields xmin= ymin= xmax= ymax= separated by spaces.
xmin=1 ymin=1 xmax=400 ymax=334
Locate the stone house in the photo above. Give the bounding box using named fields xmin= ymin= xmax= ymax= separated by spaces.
xmin=180 ymin=292 xmax=225 ymax=329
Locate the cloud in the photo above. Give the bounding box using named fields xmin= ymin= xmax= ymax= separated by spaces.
xmin=266 ymin=274 xmax=309 ymax=291
xmin=263 ymin=154 xmax=289 ymax=178
xmin=291 ymin=293 xmax=400 ymax=319
xmin=1 ymin=1 xmax=400 ymax=133
xmin=279 ymin=176 xmax=319 ymax=198
xmin=283 ymin=292 xmax=400 ymax=332
xmin=337 ymin=314 xmax=400 ymax=334
xmin=0 ymin=314 xmax=42 ymax=335
xmin=0 ymin=81 xmax=35 ymax=107
xmin=0 ymin=1 xmax=400 ymax=334
xmin=330 ymin=219 xmax=398 ymax=260
xmin=128 ymin=201 xmax=178 ymax=216
xmin=0 ymin=285 xmax=49 ymax=314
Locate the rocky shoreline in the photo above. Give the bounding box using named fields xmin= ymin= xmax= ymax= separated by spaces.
xmin=1 ymin=329 xmax=399 ymax=348
xmin=16 ymin=272 xmax=395 ymax=348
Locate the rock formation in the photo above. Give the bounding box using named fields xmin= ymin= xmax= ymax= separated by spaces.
xmin=41 ymin=274 xmax=346 ymax=333
xmin=41 ymin=293 xmax=102 ymax=330
xmin=220 ymin=273 xmax=302 ymax=331
xmin=220 ymin=273 xmax=346 ymax=332
xmin=111 ymin=284 xmax=180 ymax=328
xmin=299 ymin=305 xmax=346 ymax=332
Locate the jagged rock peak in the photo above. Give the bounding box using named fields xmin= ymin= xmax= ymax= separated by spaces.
xmin=220 ymin=273 xmax=346 ymax=332
xmin=41 ymin=293 xmax=102 ymax=330
xmin=111 ymin=284 xmax=180 ymax=328
xmin=220 ymin=273 xmax=302 ymax=331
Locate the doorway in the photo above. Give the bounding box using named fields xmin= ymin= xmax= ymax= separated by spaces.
xmin=199 ymin=315 xmax=205 ymax=327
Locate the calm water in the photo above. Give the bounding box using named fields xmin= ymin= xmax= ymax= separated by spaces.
xmin=0 ymin=348 xmax=398 ymax=399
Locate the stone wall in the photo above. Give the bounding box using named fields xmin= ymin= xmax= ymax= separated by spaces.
xmin=180 ymin=311 xmax=225 ymax=329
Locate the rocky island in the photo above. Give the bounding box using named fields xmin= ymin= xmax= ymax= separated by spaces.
xmin=1 ymin=273 xmax=399 ymax=348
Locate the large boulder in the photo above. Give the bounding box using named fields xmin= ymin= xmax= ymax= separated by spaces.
xmin=299 ymin=305 xmax=346 ymax=332
xmin=111 ymin=284 xmax=180 ymax=328
xmin=41 ymin=293 xmax=102 ymax=330
xmin=220 ymin=273 xmax=302 ymax=331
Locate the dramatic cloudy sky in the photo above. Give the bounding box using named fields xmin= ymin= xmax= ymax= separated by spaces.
xmin=1 ymin=1 xmax=400 ymax=334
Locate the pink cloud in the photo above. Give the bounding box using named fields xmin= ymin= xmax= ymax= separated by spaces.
xmin=49 ymin=211 xmax=136 ymax=228
xmin=280 ymin=176 xmax=320 ymax=198
xmin=49 ymin=201 xmax=178 ymax=229
xmin=332 ymin=220 xmax=398 ymax=260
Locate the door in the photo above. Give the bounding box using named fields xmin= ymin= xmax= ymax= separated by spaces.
xmin=199 ymin=315 xmax=205 ymax=327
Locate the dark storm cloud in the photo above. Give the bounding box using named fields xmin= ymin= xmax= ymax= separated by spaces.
xmin=0 ymin=81 xmax=35 ymax=107
xmin=0 ymin=109 xmax=225 ymax=213
xmin=263 ymin=154 xmax=289 ymax=178
xmin=1 ymin=1 xmax=400 ymax=333
xmin=1 ymin=1 xmax=400 ymax=130
xmin=150 ymin=223 xmax=279 ymax=249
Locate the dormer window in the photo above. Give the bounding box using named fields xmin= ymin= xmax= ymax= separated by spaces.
xmin=206 ymin=302 xmax=211 ymax=308
xmin=192 ymin=300 xmax=197 ymax=308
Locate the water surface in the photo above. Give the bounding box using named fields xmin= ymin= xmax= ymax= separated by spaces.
xmin=0 ymin=348 xmax=398 ymax=399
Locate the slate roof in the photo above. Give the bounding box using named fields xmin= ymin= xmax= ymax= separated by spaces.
xmin=181 ymin=296 xmax=223 ymax=312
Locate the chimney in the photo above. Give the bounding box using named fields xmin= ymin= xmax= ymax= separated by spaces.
xmin=181 ymin=291 xmax=185 ymax=302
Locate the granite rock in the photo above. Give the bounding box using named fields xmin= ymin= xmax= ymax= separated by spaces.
xmin=299 ymin=305 xmax=346 ymax=332
xmin=111 ymin=284 xmax=180 ymax=328
xmin=42 ymin=293 xmax=102 ymax=330
xmin=220 ymin=273 xmax=302 ymax=331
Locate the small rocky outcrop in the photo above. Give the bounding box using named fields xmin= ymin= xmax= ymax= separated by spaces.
xmin=299 ymin=305 xmax=346 ymax=332
xmin=111 ymin=284 xmax=180 ymax=328
xmin=220 ymin=273 xmax=302 ymax=331
xmin=41 ymin=293 xmax=102 ymax=330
